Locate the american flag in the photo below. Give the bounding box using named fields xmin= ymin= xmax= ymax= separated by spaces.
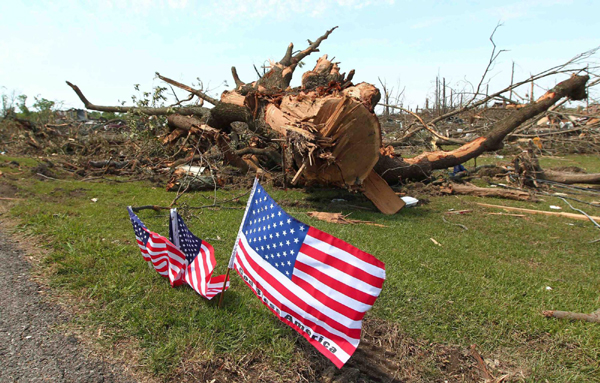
xmin=169 ymin=209 xmax=229 ymax=300
xmin=128 ymin=207 xmax=186 ymax=286
xmin=127 ymin=207 xmax=229 ymax=299
xmin=229 ymin=179 xmax=386 ymax=368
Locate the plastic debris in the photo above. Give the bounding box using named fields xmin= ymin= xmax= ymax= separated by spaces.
xmin=401 ymin=196 xmax=419 ymax=207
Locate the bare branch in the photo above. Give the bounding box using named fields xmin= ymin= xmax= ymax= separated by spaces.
xmin=65 ymin=81 xmax=209 ymax=116
xmin=280 ymin=43 xmax=294 ymax=67
xmin=231 ymin=66 xmax=245 ymax=87
xmin=427 ymin=46 xmax=599 ymax=125
xmin=290 ymin=26 xmax=338 ymax=66
xmin=253 ymin=64 xmax=263 ymax=79
xmin=379 ymin=103 xmax=466 ymax=145
xmin=467 ymin=22 xmax=508 ymax=109
xmin=155 ymin=72 xmax=219 ymax=105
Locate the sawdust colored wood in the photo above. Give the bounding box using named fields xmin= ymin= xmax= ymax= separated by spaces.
xmin=362 ymin=171 xmax=405 ymax=215
xmin=303 ymin=97 xmax=381 ymax=186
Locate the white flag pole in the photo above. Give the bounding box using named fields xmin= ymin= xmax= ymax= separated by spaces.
xmin=219 ymin=175 xmax=259 ymax=308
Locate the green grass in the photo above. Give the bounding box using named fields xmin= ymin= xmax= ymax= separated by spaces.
xmin=2 ymin=155 xmax=600 ymax=381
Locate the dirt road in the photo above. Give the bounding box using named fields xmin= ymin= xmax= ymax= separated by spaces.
xmin=0 ymin=229 xmax=136 ymax=383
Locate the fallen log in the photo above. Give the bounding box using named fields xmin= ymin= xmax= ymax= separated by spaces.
xmin=444 ymin=183 xmax=536 ymax=201
xmin=476 ymin=202 xmax=600 ymax=221
xmin=543 ymin=309 xmax=600 ymax=323
xmin=540 ymin=170 xmax=600 ymax=185
xmin=513 ymin=147 xmax=600 ymax=185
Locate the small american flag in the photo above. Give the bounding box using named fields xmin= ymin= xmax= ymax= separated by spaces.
xmin=128 ymin=207 xmax=186 ymax=286
xmin=169 ymin=209 xmax=229 ymax=300
xmin=127 ymin=207 xmax=229 ymax=299
xmin=228 ymin=179 xmax=386 ymax=368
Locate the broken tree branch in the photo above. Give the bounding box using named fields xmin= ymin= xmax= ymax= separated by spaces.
xmin=155 ymin=72 xmax=219 ymax=105
xmin=66 ymin=81 xmax=210 ymax=116
xmin=375 ymin=75 xmax=589 ymax=183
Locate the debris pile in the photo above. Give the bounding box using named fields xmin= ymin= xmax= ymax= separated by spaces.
xmin=1 ymin=28 xmax=598 ymax=214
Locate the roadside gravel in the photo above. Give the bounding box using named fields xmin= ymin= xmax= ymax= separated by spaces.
xmin=0 ymin=229 xmax=137 ymax=383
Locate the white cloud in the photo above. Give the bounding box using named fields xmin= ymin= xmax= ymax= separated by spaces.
xmin=487 ymin=0 xmax=574 ymax=22
xmin=101 ymin=0 xmax=187 ymax=11
xmin=409 ymin=16 xmax=447 ymax=30
xmin=204 ymin=0 xmax=394 ymax=21
xmin=167 ymin=0 xmax=188 ymax=8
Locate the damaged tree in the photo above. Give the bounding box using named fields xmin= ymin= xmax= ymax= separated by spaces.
xmin=66 ymin=27 xmax=592 ymax=214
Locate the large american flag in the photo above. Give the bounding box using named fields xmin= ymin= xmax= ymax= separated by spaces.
xmin=228 ymin=179 xmax=386 ymax=368
xmin=169 ymin=209 xmax=229 ymax=300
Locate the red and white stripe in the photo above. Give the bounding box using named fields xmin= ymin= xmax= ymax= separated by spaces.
xmin=143 ymin=229 xmax=186 ymax=287
xmin=134 ymin=235 xmax=151 ymax=263
xmin=184 ymin=241 xmax=230 ymax=299
xmin=205 ymin=274 xmax=230 ymax=299
xmin=234 ymin=227 xmax=385 ymax=368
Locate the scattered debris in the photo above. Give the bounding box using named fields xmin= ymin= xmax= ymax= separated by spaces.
xmin=558 ymin=196 xmax=600 ymax=229
xmin=400 ymin=196 xmax=419 ymax=207
xmin=486 ymin=212 xmax=526 ymax=218
xmin=430 ymin=238 xmax=442 ymax=247
xmin=442 ymin=215 xmax=468 ymax=231
xmin=306 ymin=212 xmax=386 ymax=227
xmin=470 ymin=344 xmax=494 ymax=382
xmin=445 ymin=209 xmax=472 ymax=215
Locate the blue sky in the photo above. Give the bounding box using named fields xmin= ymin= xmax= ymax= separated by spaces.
xmin=1 ymin=0 xmax=598 ymax=110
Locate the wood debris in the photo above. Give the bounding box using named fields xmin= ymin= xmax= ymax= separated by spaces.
xmin=306 ymin=212 xmax=386 ymax=227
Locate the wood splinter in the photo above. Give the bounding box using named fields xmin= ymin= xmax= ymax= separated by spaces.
xmin=543 ymin=309 xmax=600 ymax=323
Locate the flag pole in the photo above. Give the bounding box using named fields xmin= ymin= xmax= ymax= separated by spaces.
xmin=218 ymin=268 xmax=230 ymax=308
xmin=218 ymin=174 xmax=260 ymax=308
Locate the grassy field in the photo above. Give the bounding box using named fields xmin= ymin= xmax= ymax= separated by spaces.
xmin=1 ymin=154 xmax=599 ymax=382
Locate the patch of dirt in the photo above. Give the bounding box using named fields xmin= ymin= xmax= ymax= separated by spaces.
xmin=0 ymin=183 xmax=19 ymax=198
xmin=167 ymin=318 xmax=524 ymax=382
xmin=31 ymin=161 xmax=58 ymax=179
xmin=49 ymin=187 xmax=90 ymax=198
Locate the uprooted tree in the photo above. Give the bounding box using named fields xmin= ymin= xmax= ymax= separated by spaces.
xmin=66 ymin=27 xmax=594 ymax=214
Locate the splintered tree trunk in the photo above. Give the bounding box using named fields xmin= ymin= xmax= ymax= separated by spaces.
xmin=261 ymin=88 xmax=405 ymax=214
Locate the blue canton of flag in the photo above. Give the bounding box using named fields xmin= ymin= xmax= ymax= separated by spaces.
xmin=129 ymin=209 xmax=151 ymax=262
xmin=170 ymin=212 xmax=204 ymax=265
xmin=242 ymin=184 xmax=309 ymax=278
